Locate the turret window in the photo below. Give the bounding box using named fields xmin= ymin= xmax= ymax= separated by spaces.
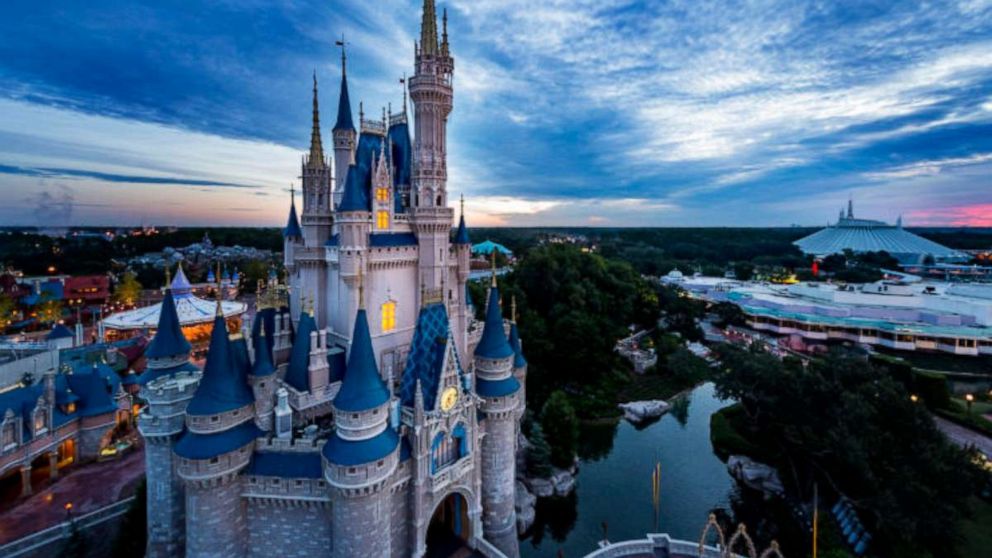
xmin=376 ymin=210 xmax=389 ymax=229
xmin=381 ymin=301 xmax=397 ymax=332
xmin=376 ymin=187 xmax=389 ymax=202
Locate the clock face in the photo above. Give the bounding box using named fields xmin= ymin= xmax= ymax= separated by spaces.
xmin=440 ymin=387 xmax=458 ymax=412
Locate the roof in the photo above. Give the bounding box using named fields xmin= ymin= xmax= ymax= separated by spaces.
xmin=472 ymin=240 xmax=512 ymax=256
xmin=333 ymin=71 xmax=355 ymax=132
xmin=171 ymin=265 xmax=193 ymax=297
xmin=334 ymin=309 xmax=390 ymax=412
xmin=474 ymin=286 xmax=514 ymax=360
xmin=22 ymin=280 xmax=63 ymax=306
xmin=454 ymin=214 xmax=470 ymax=245
xmin=46 ymin=324 xmax=74 ymax=340
xmin=284 ymin=312 xmax=316 ymax=391
xmin=103 ymin=293 xmax=245 ymax=330
xmin=185 ymin=315 xmax=255 ymax=416
xmin=138 ymin=361 xmax=199 ymax=386
xmin=145 ymin=289 xmax=192 ymax=359
xmin=795 ymin=216 xmax=965 ymax=261
xmin=508 ymin=322 xmax=527 ymax=368
xmin=388 ymin=122 xmax=412 ymax=213
xmin=247 ymin=451 xmax=323 ymax=479
xmin=284 ymin=197 xmax=302 ymax=238
xmin=322 ymin=425 xmax=398 ymax=466
xmin=65 ymin=365 xmax=119 ymax=417
xmin=400 ymin=303 xmax=454 ymax=410
xmin=369 ymin=233 xmax=418 ymax=248
xmin=336 ymin=129 xmax=411 ymax=214
xmin=476 ymin=376 xmax=520 ymax=398
xmin=337 ymin=164 xmax=369 ymax=212
xmin=174 ymin=420 xmax=261 ymax=460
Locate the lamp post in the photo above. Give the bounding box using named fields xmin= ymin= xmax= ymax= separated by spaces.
xmin=910 ymin=394 xmax=919 ymax=404
xmin=965 ymin=393 xmax=974 ymax=415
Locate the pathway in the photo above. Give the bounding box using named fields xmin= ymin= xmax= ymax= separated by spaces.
xmin=0 ymin=448 xmax=145 ymax=544
xmin=933 ymin=415 xmax=992 ymax=458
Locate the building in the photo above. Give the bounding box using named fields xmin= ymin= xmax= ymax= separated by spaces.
xmin=102 ymin=264 xmax=246 ymax=345
xmin=138 ymin=3 xmax=527 ymax=557
xmin=794 ymin=200 xmax=966 ymax=265
xmin=666 ymin=271 xmax=992 ymax=356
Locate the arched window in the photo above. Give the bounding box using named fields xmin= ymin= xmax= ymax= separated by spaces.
xmin=431 ymin=425 xmax=469 ymax=474
xmin=452 ymin=423 xmax=468 ymax=459
xmin=381 ymin=300 xmax=397 ymax=332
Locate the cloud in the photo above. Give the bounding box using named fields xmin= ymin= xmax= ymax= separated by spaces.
xmin=0 ymin=164 xmax=255 ymax=188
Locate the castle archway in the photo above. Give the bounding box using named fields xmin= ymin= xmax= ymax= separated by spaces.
xmin=425 ymin=492 xmax=471 ymax=558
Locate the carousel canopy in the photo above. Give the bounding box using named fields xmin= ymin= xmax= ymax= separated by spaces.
xmin=103 ymin=265 xmax=246 ymax=330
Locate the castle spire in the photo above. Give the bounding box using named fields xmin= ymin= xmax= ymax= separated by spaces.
xmin=441 ymin=7 xmax=449 ymax=56
xmin=214 ymin=262 xmax=223 ymax=317
xmin=308 ymin=72 xmax=325 ymax=168
xmin=847 ymin=197 xmax=854 ymax=219
xmin=283 ymin=185 xmax=302 ymax=238
xmin=333 ymin=37 xmax=355 ymax=132
xmin=420 ymin=0 xmax=439 ymax=56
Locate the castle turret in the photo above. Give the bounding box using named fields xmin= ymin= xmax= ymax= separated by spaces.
xmin=409 ymin=0 xmax=455 ymax=292
xmin=302 ymin=74 xmax=334 ymax=246
xmin=332 ymin=44 xmax=356 ymax=208
xmin=508 ymin=296 xmax=528 ymax=422
xmin=139 ymin=265 xmax=201 ymax=557
xmin=249 ymin=321 xmax=277 ymax=432
xmin=473 ymin=275 xmax=521 ymax=557
xmin=453 ymin=195 xmax=472 ymax=357
xmin=174 ymin=290 xmax=260 ymax=557
xmin=283 ymin=186 xmax=303 ymax=274
xmin=322 ymin=301 xmax=398 ymax=558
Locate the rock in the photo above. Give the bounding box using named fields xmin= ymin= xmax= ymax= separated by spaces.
xmin=527 ymin=477 xmax=554 ymax=498
xmin=551 ymin=469 xmax=576 ymax=496
xmin=515 ymin=481 xmax=537 ymax=532
xmin=727 ymin=455 xmax=785 ymax=497
xmin=618 ymin=400 xmax=670 ymax=423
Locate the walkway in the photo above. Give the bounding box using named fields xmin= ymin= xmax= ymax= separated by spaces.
xmin=0 ymin=448 xmax=145 ymax=544
xmin=933 ymin=415 xmax=992 ymax=458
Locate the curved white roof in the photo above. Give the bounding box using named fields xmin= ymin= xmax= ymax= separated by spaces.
xmin=795 ymin=214 xmax=965 ymax=262
xmin=103 ymin=265 xmax=246 ymax=330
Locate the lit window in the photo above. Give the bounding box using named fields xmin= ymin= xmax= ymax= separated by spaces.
xmin=376 ymin=210 xmax=389 ymax=229
xmin=381 ymin=301 xmax=396 ymax=332
xmin=376 ymin=187 xmax=389 ymax=202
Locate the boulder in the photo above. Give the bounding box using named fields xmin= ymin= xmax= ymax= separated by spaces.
xmin=515 ymin=481 xmax=537 ymax=532
xmin=727 ymin=455 xmax=785 ymax=497
xmin=526 ymin=477 xmax=554 ymax=498
xmin=618 ymin=400 xmax=670 ymax=423
xmin=551 ymin=469 xmax=576 ymax=496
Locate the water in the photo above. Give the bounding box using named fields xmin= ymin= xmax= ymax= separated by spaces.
xmin=520 ymin=383 xmax=736 ymax=557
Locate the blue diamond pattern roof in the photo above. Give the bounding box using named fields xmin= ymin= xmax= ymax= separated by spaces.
xmin=474 ymin=286 xmax=514 ymax=360
xmin=334 ymin=309 xmax=390 ymax=412
xmin=145 ymin=289 xmax=192 ymax=359
xmin=400 ymin=303 xmax=455 ymax=410
xmin=186 ymin=315 xmax=255 ymax=416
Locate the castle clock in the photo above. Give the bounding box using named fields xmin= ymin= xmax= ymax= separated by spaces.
xmin=440 ymin=386 xmax=458 ymax=412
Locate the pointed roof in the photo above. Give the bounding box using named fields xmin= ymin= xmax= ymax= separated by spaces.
xmin=454 ymin=213 xmax=470 ymax=245
xmin=420 ymin=0 xmax=439 ymax=56
xmin=337 ymin=164 xmax=369 ymax=212
xmin=400 ymin=303 xmax=453 ymax=410
xmin=508 ymin=322 xmax=527 ymax=368
xmin=308 ymin=72 xmax=325 ymax=168
xmin=185 ymin=315 xmax=255 ymax=416
xmin=284 ymin=188 xmax=302 ymax=238
xmin=284 ymin=311 xmax=315 ymax=391
xmin=170 ymin=263 xmax=193 ymax=298
xmin=334 ymin=308 xmax=390 ymax=412
xmin=46 ymin=323 xmax=73 ymax=340
xmin=145 ymin=288 xmax=192 ymax=359
xmin=251 ymin=329 xmax=275 ymax=377
xmin=474 ymin=286 xmax=514 ymax=359
xmin=333 ymin=52 xmax=355 ymax=132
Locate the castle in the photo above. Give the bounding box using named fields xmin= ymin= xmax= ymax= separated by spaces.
xmin=137 ymin=2 xmax=527 ymax=557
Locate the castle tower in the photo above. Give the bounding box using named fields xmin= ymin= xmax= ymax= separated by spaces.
xmin=138 ymin=267 xmax=200 ymax=558
xmin=453 ymin=195 xmax=472 ymax=357
xmin=302 ymin=73 xmax=334 ymax=247
xmin=332 ymin=44 xmax=356 ymax=208
xmin=249 ymin=323 xmax=277 ymax=432
xmin=322 ymin=303 xmax=399 ymax=558
xmin=336 ymin=165 xmax=371 ymax=318
xmin=507 ymin=297 xmax=528 ymax=422
xmin=283 ymin=187 xmax=303 ymax=274
xmin=174 ymin=292 xmax=260 ymax=557
xmin=409 ymin=0 xmax=455 ymax=291
xmin=473 ymin=276 xmax=521 ymax=558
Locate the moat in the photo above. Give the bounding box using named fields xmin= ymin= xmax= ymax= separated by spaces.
xmin=520 ymin=383 xmax=737 ymax=558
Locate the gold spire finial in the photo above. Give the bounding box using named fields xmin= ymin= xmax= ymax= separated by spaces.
xmin=460 ymin=192 xmax=465 ymax=217
xmin=490 ymin=250 xmax=497 ymax=288
xmin=358 ymin=261 xmax=365 ymax=310
xmin=336 ymin=34 xmax=347 ymax=77
xmin=308 ymin=71 xmax=324 ymax=167
xmin=214 ymin=262 xmax=223 ymax=317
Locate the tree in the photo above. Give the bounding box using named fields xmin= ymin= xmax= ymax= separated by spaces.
xmin=0 ymin=294 xmax=16 ymax=330
xmin=37 ymin=297 xmax=62 ymax=325
xmin=541 ymin=391 xmax=579 ymax=469
xmin=526 ymin=423 xmax=553 ymax=479
xmin=113 ymin=272 xmax=142 ymax=307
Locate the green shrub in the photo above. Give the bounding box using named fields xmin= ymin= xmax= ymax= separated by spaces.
xmin=541 ymin=391 xmax=579 ymax=469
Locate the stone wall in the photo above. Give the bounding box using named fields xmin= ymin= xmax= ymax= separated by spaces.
xmin=331 ymin=491 xmax=390 ymax=558
xmin=247 ymin=501 xmax=332 ymax=558
xmin=145 ymin=440 xmax=185 ymax=558
xmin=186 ymin=478 xmax=247 ymax=557
xmin=480 ymin=415 xmax=519 ymax=558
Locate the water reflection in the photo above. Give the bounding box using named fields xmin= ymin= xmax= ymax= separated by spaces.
xmin=520 ymin=383 xmax=736 ymax=558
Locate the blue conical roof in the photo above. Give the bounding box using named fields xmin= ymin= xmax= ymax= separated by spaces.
xmin=454 ymin=213 xmax=470 ymax=244
xmin=145 ymin=289 xmax=192 ymax=359
xmin=46 ymin=323 xmax=73 ymax=340
xmin=252 ymin=330 xmax=275 ymax=377
xmin=334 ymin=309 xmax=390 ymax=412
xmin=284 ymin=312 xmax=315 ymax=391
xmin=284 ymin=196 xmax=302 ymax=238
xmin=186 ymin=315 xmax=255 ymax=416
xmin=474 ymin=286 xmax=514 ymax=359
xmin=170 ymin=264 xmax=193 ymax=298
xmin=337 ymin=164 xmax=368 ymax=212
xmin=333 ymin=71 xmax=355 ymax=132
xmin=508 ymin=322 xmax=527 ymax=368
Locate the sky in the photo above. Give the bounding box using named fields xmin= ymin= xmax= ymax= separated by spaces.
xmin=1 ymin=0 xmax=991 ymax=228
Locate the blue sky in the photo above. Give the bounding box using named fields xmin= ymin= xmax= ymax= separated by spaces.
xmin=1 ymin=0 xmax=991 ymax=227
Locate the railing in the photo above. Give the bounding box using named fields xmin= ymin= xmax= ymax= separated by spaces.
xmin=471 ymin=536 xmax=509 ymax=558
xmin=0 ymin=496 xmax=136 ymax=558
